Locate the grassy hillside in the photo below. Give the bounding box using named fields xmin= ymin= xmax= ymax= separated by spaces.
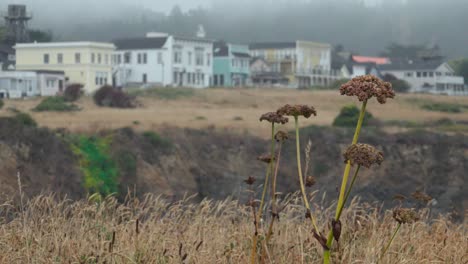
xmin=1 ymin=88 xmax=468 ymax=137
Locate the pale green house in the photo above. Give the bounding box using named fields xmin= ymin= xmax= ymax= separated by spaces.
xmin=213 ymin=41 xmax=250 ymax=87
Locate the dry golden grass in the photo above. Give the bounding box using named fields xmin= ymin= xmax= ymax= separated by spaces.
xmin=1 ymin=88 xmax=468 ymax=138
xmin=0 ymin=194 xmax=466 ymax=263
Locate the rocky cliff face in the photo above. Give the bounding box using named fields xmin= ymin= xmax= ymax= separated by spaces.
xmin=0 ymin=118 xmax=466 ymax=217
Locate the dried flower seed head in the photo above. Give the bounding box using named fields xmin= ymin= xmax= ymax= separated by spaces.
xmin=411 ymin=191 xmax=432 ymax=203
xmin=343 ymin=143 xmax=384 ymax=168
xmin=257 ymin=154 xmax=275 ymax=163
xmin=305 ymin=176 xmax=316 ymax=187
xmin=277 ymin=104 xmax=317 ymax=118
xmin=259 ymin=112 xmax=289 ymax=124
xmin=340 ymin=75 xmax=395 ymax=104
xmin=331 ymin=219 xmax=342 ymax=242
xmin=393 ymin=208 xmax=419 ymax=224
xmin=274 ymin=130 xmax=289 ymax=142
xmin=244 ymin=176 xmax=256 ymax=185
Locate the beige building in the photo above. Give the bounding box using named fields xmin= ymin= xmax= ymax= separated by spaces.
xmin=14 ymin=42 xmax=115 ymax=93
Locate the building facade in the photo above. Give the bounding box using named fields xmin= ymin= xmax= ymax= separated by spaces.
xmin=113 ymin=33 xmax=213 ymax=88
xmin=378 ymin=61 xmax=466 ymax=96
xmin=14 ymin=42 xmax=115 ymax=93
xmin=213 ymin=42 xmax=250 ymax=87
xmin=0 ymin=70 xmax=64 ymax=98
xmin=249 ymin=41 xmax=340 ymax=88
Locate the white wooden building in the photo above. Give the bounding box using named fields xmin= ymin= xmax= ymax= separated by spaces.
xmin=0 ymin=70 xmax=65 ymax=99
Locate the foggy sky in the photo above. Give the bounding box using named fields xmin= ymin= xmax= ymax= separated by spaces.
xmin=1 ymin=0 xmax=467 ymax=58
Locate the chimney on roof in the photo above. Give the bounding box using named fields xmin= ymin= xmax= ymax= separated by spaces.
xmin=196 ymin=25 xmax=206 ymax=38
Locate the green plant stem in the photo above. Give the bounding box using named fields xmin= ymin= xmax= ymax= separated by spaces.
xmin=294 ymin=116 xmax=320 ymax=233
xmin=323 ymin=100 xmax=367 ymax=264
xmin=341 ymin=165 xmax=361 ymax=215
xmin=378 ymin=223 xmax=402 ymax=263
xmin=251 ymin=123 xmax=276 ymax=264
xmin=266 ymin=142 xmax=283 ymax=243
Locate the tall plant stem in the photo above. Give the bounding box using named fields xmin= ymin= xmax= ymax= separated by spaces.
xmin=266 ymin=142 xmax=283 ymax=243
xmin=378 ymin=223 xmax=401 ymax=263
xmin=295 ymin=116 xmax=320 ymax=232
xmin=251 ymin=123 xmax=276 ymax=264
xmin=323 ymin=100 xmax=367 ymax=264
xmin=341 ymin=165 xmax=361 ymax=215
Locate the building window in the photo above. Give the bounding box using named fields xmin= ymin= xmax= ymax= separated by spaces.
xmin=124 ymin=52 xmax=131 ymax=64
xmin=422 ymin=72 xmax=427 ymax=77
xmin=220 ymin=74 xmax=224 ymax=86
xmin=98 ymin=54 xmax=102 ymax=64
xmin=405 ymin=72 xmax=413 ymax=77
xmin=416 ymin=72 xmax=421 ymax=78
xmin=57 ymin=53 xmax=63 ymax=64
xmin=201 ymin=73 xmax=204 ymax=84
xmin=188 ymin=52 xmax=192 ymax=65
xmin=46 ymin=79 xmax=56 ymax=88
xmin=187 ymin=73 xmax=192 ymax=84
xmin=214 ymin=75 xmax=218 ymax=86
xmin=91 ymin=53 xmax=96 ymax=63
xmin=436 ymin=72 xmax=442 ymax=76
xmin=75 ymin=53 xmax=81 ymax=64
xmin=105 ymin=54 xmax=109 ymax=65
xmin=429 ymin=72 xmax=434 ymax=77
xmin=173 ymin=71 xmax=178 ymax=84
xmin=137 ymin=53 xmax=142 ymax=64
xmin=43 ymin=54 xmax=50 ymax=64
xmin=143 ymin=73 xmax=147 ymax=83
xmin=143 ymin=53 xmax=147 ymax=64
xmin=174 ymin=49 xmax=182 ymax=64
xmin=117 ymin=54 xmax=122 ymax=64
xmin=207 ymin=53 xmax=211 ymax=66
xmin=195 ymin=48 xmax=204 ymax=66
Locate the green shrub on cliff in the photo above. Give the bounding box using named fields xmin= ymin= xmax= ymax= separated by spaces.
xmin=333 ymin=105 xmax=374 ymax=127
xmin=70 ymin=136 xmax=118 ymax=196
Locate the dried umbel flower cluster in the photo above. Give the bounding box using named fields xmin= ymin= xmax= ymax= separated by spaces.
xmin=277 ymin=104 xmax=317 ymax=118
xmin=343 ymin=143 xmax=384 ymax=168
xmin=244 ymin=176 xmax=256 ymax=185
xmin=259 ymin=112 xmax=289 ymax=124
xmin=274 ymin=131 xmax=289 ymax=142
xmin=393 ymin=208 xmax=420 ymax=224
xmin=340 ymin=75 xmax=395 ymax=104
xmin=305 ymin=176 xmax=316 ymax=187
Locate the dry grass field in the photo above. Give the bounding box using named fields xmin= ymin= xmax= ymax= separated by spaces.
xmin=0 ymin=194 xmax=466 ymax=264
xmin=1 ymin=88 xmax=468 ymax=137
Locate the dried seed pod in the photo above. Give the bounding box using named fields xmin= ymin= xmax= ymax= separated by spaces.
xmin=343 ymin=143 xmax=384 ymax=168
xmin=244 ymin=176 xmax=256 ymax=185
xmin=411 ymin=191 xmax=432 ymax=203
xmin=259 ymin=112 xmax=289 ymax=124
xmin=257 ymin=154 xmax=275 ymax=163
xmin=305 ymin=176 xmax=316 ymax=187
xmin=340 ymin=75 xmax=395 ymax=104
xmin=393 ymin=208 xmax=420 ymax=224
xmin=332 ymin=219 xmax=342 ymax=242
xmin=313 ymin=231 xmax=330 ymax=250
xmin=277 ymin=104 xmax=317 ymax=118
xmin=274 ymin=130 xmax=289 ymax=142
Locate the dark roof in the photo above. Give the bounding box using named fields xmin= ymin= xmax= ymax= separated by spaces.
xmin=249 ymin=42 xmax=296 ymax=50
xmin=114 ymin=37 xmax=168 ymax=50
xmin=214 ymin=41 xmax=229 ymax=56
xmin=232 ymin=52 xmax=250 ymax=58
xmin=378 ymin=60 xmax=443 ymax=71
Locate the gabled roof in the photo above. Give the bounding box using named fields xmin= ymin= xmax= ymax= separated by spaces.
xmin=249 ymin=42 xmax=296 ymax=50
xmin=352 ymin=55 xmax=390 ymax=65
xmin=378 ymin=60 xmax=444 ymax=71
xmin=114 ymin=37 xmax=168 ymax=50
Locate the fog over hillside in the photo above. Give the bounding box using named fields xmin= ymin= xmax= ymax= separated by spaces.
xmin=1 ymin=0 xmax=468 ymax=58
